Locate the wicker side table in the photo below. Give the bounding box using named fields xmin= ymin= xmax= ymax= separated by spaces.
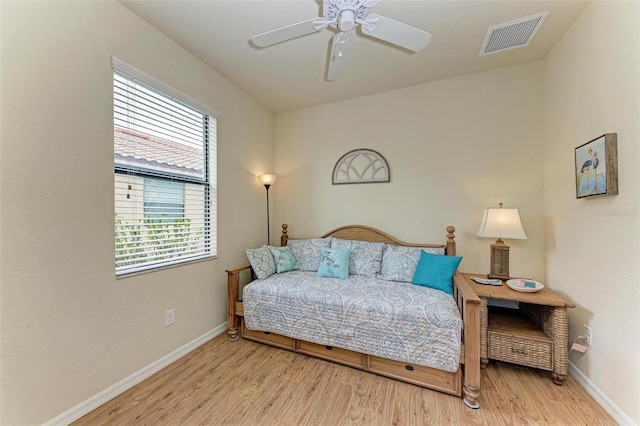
xmin=461 ymin=273 xmax=575 ymax=385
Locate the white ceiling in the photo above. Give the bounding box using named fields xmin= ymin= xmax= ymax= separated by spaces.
xmin=119 ymin=0 xmax=588 ymax=113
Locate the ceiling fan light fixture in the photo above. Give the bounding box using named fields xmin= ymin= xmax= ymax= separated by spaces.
xmin=338 ymin=9 xmax=356 ymax=31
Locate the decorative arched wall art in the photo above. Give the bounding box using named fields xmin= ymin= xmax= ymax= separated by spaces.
xmin=332 ymin=149 xmax=390 ymax=185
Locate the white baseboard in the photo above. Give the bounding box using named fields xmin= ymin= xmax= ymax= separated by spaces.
xmin=44 ymin=322 xmax=227 ymax=426
xmin=569 ymin=361 xmax=637 ymax=426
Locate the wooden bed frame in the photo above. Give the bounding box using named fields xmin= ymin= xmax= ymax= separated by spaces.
xmin=226 ymin=224 xmax=481 ymax=408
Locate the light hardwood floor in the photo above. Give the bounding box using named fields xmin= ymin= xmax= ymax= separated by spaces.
xmin=74 ymin=333 xmax=614 ymax=425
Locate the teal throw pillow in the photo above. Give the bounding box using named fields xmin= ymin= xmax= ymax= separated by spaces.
xmin=317 ymin=247 xmax=350 ymax=279
xmin=411 ymin=251 xmax=462 ymax=295
xmin=245 ymin=245 xmax=276 ymax=279
xmin=267 ymin=245 xmax=299 ymax=273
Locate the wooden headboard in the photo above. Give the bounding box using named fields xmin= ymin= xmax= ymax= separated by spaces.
xmin=280 ymin=224 xmax=456 ymax=256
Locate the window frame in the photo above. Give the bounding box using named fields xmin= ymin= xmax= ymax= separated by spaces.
xmin=112 ymin=57 xmax=219 ymax=277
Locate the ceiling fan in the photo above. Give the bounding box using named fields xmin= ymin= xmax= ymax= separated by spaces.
xmin=251 ymin=0 xmax=432 ymax=81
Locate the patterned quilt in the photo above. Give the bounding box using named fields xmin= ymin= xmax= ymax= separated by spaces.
xmin=243 ymin=271 xmax=462 ymax=372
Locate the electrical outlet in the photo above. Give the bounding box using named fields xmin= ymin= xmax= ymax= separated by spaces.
xmin=165 ymin=309 xmax=175 ymax=327
xmin=583 ymin=324 xmax=592 ymax=346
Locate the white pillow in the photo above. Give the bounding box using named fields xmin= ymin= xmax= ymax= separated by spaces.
xmin=286 ymin=237 xmax=332 ymax=271
xmin=331 ymin=238 xmax=385 ymax=277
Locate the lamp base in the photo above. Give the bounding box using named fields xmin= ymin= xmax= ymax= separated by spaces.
xmin=488 ymin=239 xmax=511 ymax=281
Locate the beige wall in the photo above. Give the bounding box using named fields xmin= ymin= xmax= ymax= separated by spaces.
xmin=543 ymin=1 xmax=640 ymax=423
xmin=274 ymin=62 xmax=545 ymax=281
xmin=2 ymin=1 xmax=638 ymax=424
xmin=0 ymin=1 xmax=273 ymax=424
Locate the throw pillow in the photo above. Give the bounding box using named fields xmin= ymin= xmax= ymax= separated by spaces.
xmin=379 ymin=245 xmax=446 ymax=283
xmin=245 ymin=245 xmax=276 ymax=279
xmin=331 ymin=238 xmax=385 ymax=276
xmin=317 ymin=247 xmax=350 ymax=279
xmin=267 ymin=245 xmax=299 ymax=273
xmin=411 ymin=250 xmax=462 ymax=295
xmin=286 ymin=237 xmax=332 ymax=271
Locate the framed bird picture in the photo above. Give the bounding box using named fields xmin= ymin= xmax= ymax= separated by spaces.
xmin=575 ymin=133 xmax=618 ymax=198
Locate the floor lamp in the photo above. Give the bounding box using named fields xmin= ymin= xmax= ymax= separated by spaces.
xmin=477 ymin=203 xmax=527 ymax=280
xmin=258 ymin=174 xmax=277 ymax=245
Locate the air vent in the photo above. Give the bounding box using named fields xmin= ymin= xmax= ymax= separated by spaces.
xmin=479 ymin=11 xmax=549 ymax=56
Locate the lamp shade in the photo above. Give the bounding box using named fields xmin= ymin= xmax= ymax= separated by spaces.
xmin=258 ymin=174 xmax=277 ymax=186
xmin=477 ymin=207 xmax=527 ymax=240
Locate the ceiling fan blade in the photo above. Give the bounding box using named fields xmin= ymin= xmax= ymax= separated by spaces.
xmin=252 ymin=18 xmax=323 ymax=48
xmin=327 ymin=33 xmax=350 ymax=81
xmin=361 ymin=14 xmax=432 ymax=52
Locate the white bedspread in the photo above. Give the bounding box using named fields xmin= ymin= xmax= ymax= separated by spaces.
xmin=243 ymin=271 xmax=462 ymax=373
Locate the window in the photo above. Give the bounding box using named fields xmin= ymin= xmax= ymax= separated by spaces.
xmin=112 ymin=58 xmax=218 ymax=276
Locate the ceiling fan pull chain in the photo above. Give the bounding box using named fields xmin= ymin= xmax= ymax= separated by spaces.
xmin=335 ymin=32 xmax=350 ymax=45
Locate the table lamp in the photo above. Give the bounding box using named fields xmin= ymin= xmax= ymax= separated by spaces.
xmin=477 ymin=203 xmax=527 ymax=280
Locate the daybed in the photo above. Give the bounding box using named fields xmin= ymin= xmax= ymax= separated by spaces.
xmin=226 ymin=224 xmax=481 ymax=408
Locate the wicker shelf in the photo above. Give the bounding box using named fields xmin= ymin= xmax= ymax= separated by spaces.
xmin=488 ymin=308 xmax=553 ymax=371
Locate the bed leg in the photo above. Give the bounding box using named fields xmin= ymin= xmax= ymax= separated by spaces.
xmin=227 ymin=266 xmax=241 ymax=342
xmin=463 ymin=386 xmax=480 ymax=409
xmin=228 ymin=327 xmax=239 ymax=342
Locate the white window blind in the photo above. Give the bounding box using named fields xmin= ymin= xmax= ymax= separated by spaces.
xmin=112 ymin=58 xmax=217 ymax=276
